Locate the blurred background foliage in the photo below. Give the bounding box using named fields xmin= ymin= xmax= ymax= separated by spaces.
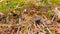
xmin=0 ymin=0 xmax=60 ymax=13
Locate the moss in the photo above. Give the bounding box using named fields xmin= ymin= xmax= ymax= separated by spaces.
xmin=46 ymin=9 xmax=53 ymax=19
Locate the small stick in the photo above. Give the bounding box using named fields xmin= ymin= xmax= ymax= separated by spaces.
xmin=51 ymin=14 xmax=55 ymax=22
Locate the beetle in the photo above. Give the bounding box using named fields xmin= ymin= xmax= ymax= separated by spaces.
xmin=35 ymin=18 xmax=41 ymax=25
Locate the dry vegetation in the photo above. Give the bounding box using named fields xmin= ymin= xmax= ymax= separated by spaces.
xmin=0 ymin=0 xmax=60 ymax=34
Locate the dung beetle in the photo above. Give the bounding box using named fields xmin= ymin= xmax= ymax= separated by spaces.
xmin=35 ymin=18 xmax=41 ymax=25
